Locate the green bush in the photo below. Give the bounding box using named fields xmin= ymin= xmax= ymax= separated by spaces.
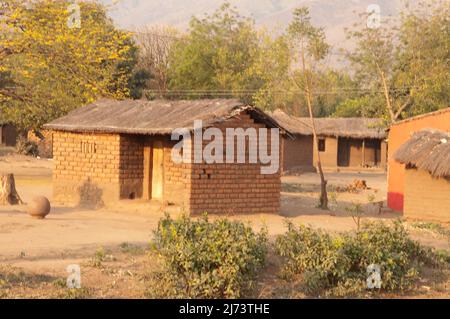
xmin=275 ymin=221 xmax=445 ymax=297
xmin=148 ymin=214 xmax=268 ymax=299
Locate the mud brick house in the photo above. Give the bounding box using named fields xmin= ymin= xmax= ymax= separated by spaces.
xmin=271 ymin=110 xmax=387 ymax=172
xmin=44 ymin=99 xmax=291 ymax=214
xmin=0 ymin=123 xmax=18 ymax=147
xmin=387 ymin=108 xmax=450 ymax=212
xmin=394 ymin=129 xmax=450 ymax=222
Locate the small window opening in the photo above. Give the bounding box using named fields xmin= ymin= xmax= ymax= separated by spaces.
xmin=318 ymin=138 xmax=326 ymax=152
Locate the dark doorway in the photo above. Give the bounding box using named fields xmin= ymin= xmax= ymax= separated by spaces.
xmin=1 ymin=125 xmax=18 ymax=147
xmin=337 ymin=138 xmax=350 ymax=167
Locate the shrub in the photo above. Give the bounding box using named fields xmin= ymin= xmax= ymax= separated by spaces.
xmin=148 ymin=214 xmax=268 ymax=298
xmin=15 ymin=136 xmax=38 ymax=157
xmin=275 ymin=221 xmax=445 ymax=297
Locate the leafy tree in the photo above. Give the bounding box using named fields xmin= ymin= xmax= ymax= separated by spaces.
xmin=0 ymin=0 xmax=135 ymax=130
xmin=251 ymin=32 xmax=291 ymax=111
xmin=312 ymin=69 xmax=359 ymax=117
xmin=167 ymin=3 xmax=265 ymax=104
xmin=333 ymin=95 xmax=384 ymax=118
xmin=395 ymin=0 xmax=450 ymax=116
xmin=109 ymin=43 xmax=151 ymax=100
xmin=345 ymin=13 xmax=400 ymax=122
xmin=288 ymin=6 xmax=330 ymax=209
xmin=346 ymin=0 xmax=449 ymax=122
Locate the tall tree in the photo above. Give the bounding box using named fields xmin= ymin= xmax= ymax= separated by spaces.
xmin=0 ymin=0 xmax=135 ymax=130
xmin=395 ymin=0 xmax=450 ymax=116
xmin=167 ymin=3 xmax=264 ymax=104
xmin=288 ymin=7 xmax=330 ymax=209
xmin=345 ymin=0 xmax=449 ymax=122
xmin=345 ymin=13 xmax=401 ymax=122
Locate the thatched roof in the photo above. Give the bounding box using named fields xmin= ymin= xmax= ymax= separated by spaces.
xmin=394 ymin=129 xmax=450 ymax=178
xmin=44 ymin=99 xmax=293 ymax=137
xmin=270 ymin=109 xmax=386 ymax=139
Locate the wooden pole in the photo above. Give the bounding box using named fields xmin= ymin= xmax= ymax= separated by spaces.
xmin=362 ymin=139 xmax=366 ymax=167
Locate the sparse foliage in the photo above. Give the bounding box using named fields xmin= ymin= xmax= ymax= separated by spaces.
xmin=288 ymin=6 xmax=329 ymax=209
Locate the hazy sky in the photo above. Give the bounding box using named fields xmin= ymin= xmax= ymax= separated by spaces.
xmin=98 ymin=0 xmax=405 ymax=54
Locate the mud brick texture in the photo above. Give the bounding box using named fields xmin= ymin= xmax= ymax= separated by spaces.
xmin=52 ymin=112 xmax=281 ymax=214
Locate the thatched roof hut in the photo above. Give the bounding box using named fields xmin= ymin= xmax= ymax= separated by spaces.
xmin=270 ymin=109 xmax=386 ymax=139
xmin=44 ymin=99 xmax=292 ymax=137
xmin=394 ymin=129 xmax=450 ymax=178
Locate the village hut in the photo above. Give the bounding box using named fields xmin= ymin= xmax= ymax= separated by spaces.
xmin=394 ymin=129 xmax=450 ymax=222
xmin=270 ymin=110 xmax=387 ymax=172
xmin=44 ymin=99 xmax=291 ymax=214
xmin=386 ymin=107 xmax=450 ymax=212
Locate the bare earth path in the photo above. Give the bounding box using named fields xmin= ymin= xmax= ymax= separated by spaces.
xmin=0 ymin=154 xmax=448 ymax=298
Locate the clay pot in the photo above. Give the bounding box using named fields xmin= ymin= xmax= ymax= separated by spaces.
xmin=28 ymin=196 xmax=51 ymax=219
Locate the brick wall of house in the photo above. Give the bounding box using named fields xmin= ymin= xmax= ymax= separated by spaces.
xmin=162 ymin=139 xmax=192 ymax=208
xmin=52 ymin=131 xmax=121 ymax=207
xmin=188 ymin=112 xmax=281 ymax=214
xmin=52 ymin=111 xmax=282 ymax=214
xmin=119 ymin=135 xmax=144 ymax=200
xmin=404 ymin=168 xmax=450 ymax=222
xmin=282 ymin=135 xmax=314 ymax=171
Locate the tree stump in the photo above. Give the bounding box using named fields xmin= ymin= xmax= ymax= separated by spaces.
xmin=0 ymin=174 xmax=24 ymax=205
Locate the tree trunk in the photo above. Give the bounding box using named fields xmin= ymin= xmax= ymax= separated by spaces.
xmin=0 ymin=174 xmax=23 ymax=205
xmin=301 ymin=46 xmax=328 ymax=210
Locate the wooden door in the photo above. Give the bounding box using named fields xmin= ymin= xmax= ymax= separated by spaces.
xmin=143 ymin=146 xmax=152 ymax=200
xmin=151 ymin=141 xmax=164 ymax=200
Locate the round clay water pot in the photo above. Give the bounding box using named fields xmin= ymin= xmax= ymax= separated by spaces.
xmin=28 ymin=196 xmax=51 ymax=219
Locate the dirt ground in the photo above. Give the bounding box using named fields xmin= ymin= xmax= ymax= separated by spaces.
xmin=0 ymin=153 xmax=449 ymax=298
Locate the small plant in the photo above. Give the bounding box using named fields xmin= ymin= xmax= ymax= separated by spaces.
xmin=60 ymin=287 xmax=91 ymax=299
xmin=275 ymin=221 xmax=446 ymax=297
xmin=52 ymin=278 xmax=67 ymax=288
xmin=90 ymin=247 xmax=106 ymax=268
xmin=345 ymin=202 xmax=364 ymax=230
xmin=328 ymin=192 xmax=338 ymax=211
xmin=119 ymin=242 xmax=145 ymax=255
xmin=148 ymin=214 xmax=268 ymax=298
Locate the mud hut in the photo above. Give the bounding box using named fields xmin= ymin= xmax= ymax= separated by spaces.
xmin=271 ymin=110 xmax=387 ymax=172
xmin=387 ymin=107 xmax=450 ymax=212
xmin=44 ymin=99 xmax=291 ymax=214
xmin=394 ymin=129 xmax=450 ymax=222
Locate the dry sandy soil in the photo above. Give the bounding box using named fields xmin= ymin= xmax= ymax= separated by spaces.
xmin=0 ymin=153 xmax=448 ymax=298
